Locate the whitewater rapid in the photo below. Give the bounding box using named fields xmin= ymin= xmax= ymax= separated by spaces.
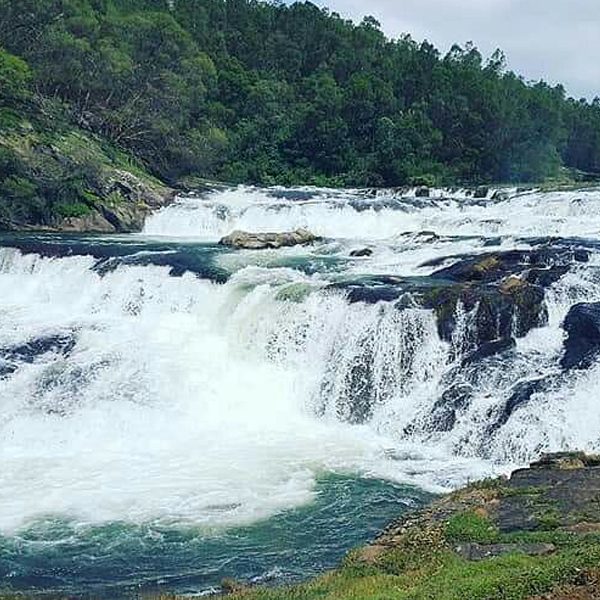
xmin=0 ymin=250 xmax=476 ymax=535
xmin=145 ymin=185 xmax=600 ymax=241
xmin=2 ymin=185 xmax=600 ymax=538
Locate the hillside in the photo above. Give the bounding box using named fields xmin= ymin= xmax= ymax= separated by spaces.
xmin=1 ymin=0 xmax=600 ymax=229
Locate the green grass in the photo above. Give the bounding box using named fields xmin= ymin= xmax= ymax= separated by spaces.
xmin=445 ymin=512 xmax=500 ymax=544
xmin=223 ymin=501 xmax=600 ymax=600
xmin=226 ymin=539 xmax=600 ymax=600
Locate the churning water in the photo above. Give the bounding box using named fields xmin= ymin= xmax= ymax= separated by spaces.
xmin=2 ymin=185 xmax=600 ymax=596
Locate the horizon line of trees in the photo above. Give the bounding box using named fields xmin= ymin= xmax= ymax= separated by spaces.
xmin=1 ymin=0 xmax=600 ymax=190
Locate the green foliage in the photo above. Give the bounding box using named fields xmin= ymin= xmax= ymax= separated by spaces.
xmin=0 ymin=175 xmax=37 ymax=200
xmin=0 ymin=47 xmax=31 ymax=107
xmin=55 ymin=201 xmax=92 ymax=218
xmin=0 ymin=0 xmax=600 ymax=212
xmin=535 ymin=507 xmax=562 ymax=531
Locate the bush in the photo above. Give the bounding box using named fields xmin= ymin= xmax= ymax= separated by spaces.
xmin=54 ymin=201 xmax=92 ymax=218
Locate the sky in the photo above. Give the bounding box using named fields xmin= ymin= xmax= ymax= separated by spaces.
xmin=306 ymin=0 xmax=600 ymax=100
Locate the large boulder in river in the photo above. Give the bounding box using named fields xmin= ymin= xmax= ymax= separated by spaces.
xmin=330 ymin=273 xmax=547 ymax=352
xmin=219 ymin=228 xmax=320 ymax=250
xmin=350 ymin=248 xmax=374 ymax=258
xmin=421 ymin=277 xmax=547 ymax=348
xmin=561 ymin=303 xmax=600 ymax=370
xmin=429 ymin=246 xmax=589 ymax=288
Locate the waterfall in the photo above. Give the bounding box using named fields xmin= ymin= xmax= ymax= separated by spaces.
xmin=2 ymin=185 xmax=600 ymax=537
xmin=144 ymin=186 xmax=600 ymax=240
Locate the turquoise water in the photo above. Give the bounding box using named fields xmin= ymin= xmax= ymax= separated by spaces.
xmin=0 ymin=474 xmax=432 ymax=598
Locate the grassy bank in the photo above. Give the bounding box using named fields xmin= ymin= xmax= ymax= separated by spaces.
xmin=224 ymin=453 xmax=600 ymax=600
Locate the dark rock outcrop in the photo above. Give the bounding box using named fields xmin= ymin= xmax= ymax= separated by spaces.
xmin=561 ymin=303 xmax=600 ymax=370
xmin=0 ymin=333 xmax=77 ymax=380
xmin=350 ymin=248 xmax=374 ymax=258
xmin=1 ymin=333 xmax=77 ymax=364
xmin=421 ymin=276 xmax=547 ymax=348
xmin=489 ymin=377 xmax=548 ymax=432
xmin=219 ymin=228 xmax=320 ymax=250
xmin=497 ymin=452 xmax=600 ymax=533
xmin=371 ymin=452 xmax=600 ymax=550
xmin=430 ymin=246 xmax=588 ymax=287
xmin=331 ymin=266 xmax=548 ymax=361
xmin=426 ymin=384 xmax=473 ymax=432
xmin=61 ymin=170 xmax=175 ymax=233
xmin=461 ymin=337 xmax=516 ymax=367
xmin=329 ymin=244 xmax=588 ymax=403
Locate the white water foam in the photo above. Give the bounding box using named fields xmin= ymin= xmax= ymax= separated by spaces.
xmin=3 ymin=185 xmax=600 ymax=534
xmin=144 ymin=186 xmax=600 ymax=241
xmin=0 ymin=250 xmax=490 ymax=534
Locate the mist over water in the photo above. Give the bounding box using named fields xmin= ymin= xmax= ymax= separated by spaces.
xmin=2 ymin=185 xmax=600 ymax=596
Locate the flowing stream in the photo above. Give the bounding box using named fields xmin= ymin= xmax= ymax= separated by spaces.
xmin=2 ymin=185 xmax=600 ymax=597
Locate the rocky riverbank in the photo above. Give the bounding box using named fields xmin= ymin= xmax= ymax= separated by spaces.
xmin=216 ymin=452 xmax=600 ymax=600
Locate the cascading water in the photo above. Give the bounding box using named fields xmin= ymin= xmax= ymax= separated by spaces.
xmin=2 ymin=185 xmax=600 ymax=597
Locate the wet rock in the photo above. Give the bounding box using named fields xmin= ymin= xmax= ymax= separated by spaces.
xmin=492 ymin=189 xmax=510 ymax=201
xmin=575 ymin=248 xmax=591 ymax=262
xmin=415 ymin=186 xmax=430 ymax=198
xmin=455 ymin=542 xmax=555 ymax=561
xmin=561 ymin=303 xmax=600 ymax=370
xmin=0 ymin=361 xmax=18 ymax=378
xmin=421 ymin=280 xmax=546 ymax=348
xmin=429 ymin=246 xmax=589 ymax=288
xmin=412 ymin=230 xmax=440 ymax=243
xmin=345 ymin=285 xmax=404 ymax=304
xmin=219 ymin=228 xmax=320 ymax=250
xmin=419 ymin=245 xmax=595 ymax=352
xmin=525 ymin=265 xmax=570 ymax=287
xmin=461 ymin=338 xmax=516 ymax=367
xmin=350 ymin=248 xmax=373 ymax=258
xmin=0 ymin=333 xmax=78 ymax=382
xmin=490 ymin=378 xmax=547 ymax=432
xmin=1 ymin=334 xmax=77 ymax=364
xmin=428 ymin=384 xmax=473 ymax=432
xmin=432 ymin=254 xmax=505 ymax=283
xmin=474 ymin=186 xmax=490 ymax=199
xmin=334 ymin=245 xmax=573 ymax=360
xmin=531 ymin=245 xmax=590 ymax=265
xmin=329 ymin=275 xmax=408 ymax=305
xmin=333 ymin=272 xmax=546 ymax=355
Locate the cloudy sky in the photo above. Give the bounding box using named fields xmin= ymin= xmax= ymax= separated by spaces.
xmin=307 ymin=0 xmax=599 ymax=100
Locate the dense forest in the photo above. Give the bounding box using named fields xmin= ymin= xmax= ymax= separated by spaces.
xmin=1 ymin=0 xmax=600 ymax=227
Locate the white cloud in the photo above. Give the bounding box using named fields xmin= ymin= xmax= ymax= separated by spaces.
xmin=312 ymin=0 xmax=600 ymax=99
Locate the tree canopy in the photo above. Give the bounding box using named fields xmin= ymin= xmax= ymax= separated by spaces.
xmin=1 ymin=0 xmax=600 ymax=189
